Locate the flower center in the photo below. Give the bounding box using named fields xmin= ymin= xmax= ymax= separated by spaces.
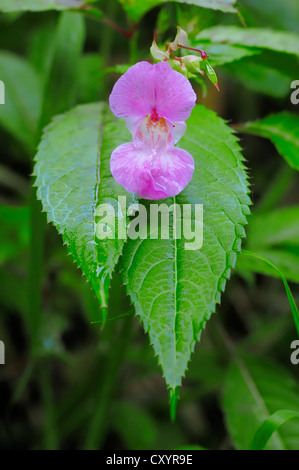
xmin=135 ymin=113 xmax=171 ymax=151
xmin=150 ymin=108 xmax=160 ymax=122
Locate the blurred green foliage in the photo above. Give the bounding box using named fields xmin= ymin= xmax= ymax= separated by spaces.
xmin=0 ymin=0 xmax=299 ymax=451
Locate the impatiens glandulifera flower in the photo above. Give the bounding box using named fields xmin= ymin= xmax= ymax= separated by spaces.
xmin=109 ymin=61 xmax=196 ymax=200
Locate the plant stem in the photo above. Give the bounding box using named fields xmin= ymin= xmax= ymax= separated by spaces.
xmin=178 ymin=44 xmax=209 ymax=59
xmin=84 ymin=316 xmax=133 ymax=450
xmin=79 ymin=5 xmax=133 ymax=39
xmin=40 ymin=362 xmax=59 ymax=450
xmin=28 ymin=190 xmax=45 ymax=355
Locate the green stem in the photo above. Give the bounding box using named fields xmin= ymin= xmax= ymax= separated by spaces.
xmin=78 ymin=5 xmax=133 ymax=39
xmin=99 ymin=0 xmax=119 ymax=99
xmin=28 ymin=189 xmax=45 ymax=355
xmin=129 ymin=29 xmax=140 ymax=63
xmin=84 ymin=316 xmax=133 ymax=450
xmin=40 ymin=362 xmax=59 ymax=450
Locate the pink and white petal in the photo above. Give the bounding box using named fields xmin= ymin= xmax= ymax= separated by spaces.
xmin=109 ymin=61 xmax=155 ymax=119
xmin=154 ymin=61 xmax=196 ymax=122
xmin=110 ymin=142 xmax=194 ymax=200
xmin=170 ymin=121 xmax=187 ymax=144
xmin=125 ymin=117 xmax=144 ymax=138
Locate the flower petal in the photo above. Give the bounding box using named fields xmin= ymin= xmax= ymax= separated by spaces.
xmin=109 ymin=61 xmax=155 ymax=119
xmin=170 ymin=121 xmax=187 ymax=144
xmin=110 ymin=142 xmax=194 ymax=200
xmin=154 ymin=61 xmax=196 ymax=122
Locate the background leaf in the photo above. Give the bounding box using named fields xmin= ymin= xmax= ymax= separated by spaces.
xmin=118 ymin=0 xmax=237 ymax=23
xmin=237 ymin=206 xmax=299 ymax=284
xmin=197 ymin=26 xmax=299 ymax=56
xmin=121 ymin=104 xmax=250 ymax=394
xmin=223 ymin=355 xmax=299 ymax=450
xmin=40 ymin=11 xmax=86 ymax=126
xmin=241 ymin=250 xmax=299 ymax=336
xmin=237 ymin=113 xmax=299 ymax=170
xmin=0 ymin=205 xmax=29 ymax=264
xmin=0 ymin=52 xmax=42 ymax=149
xmin=251 ymin=410 xmax=299 ymax=450
xmin=247 ymin=206 xmax=299 ymax=249
xmin=189 ymin=42 xmax=261 ymax=66
xmin=238 ymin=0 xmax=299 ymax=33
xmin=223 ymin=54 xmax=296 ymax=98
xmin=0 ymin=0 xmax=87 ymax=12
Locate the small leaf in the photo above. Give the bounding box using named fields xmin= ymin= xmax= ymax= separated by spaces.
xmin=150 ymin=37 xmax=169 ymax=61
xmin=34 ymin=103 xmax=135 ymax=312
xmin=121 ymin=105 xmax=250 ymax=392
xmin=237 ymin=112 xmax=299 ymax=170
xmin=169 ymin=26 xmax=188 ymax=51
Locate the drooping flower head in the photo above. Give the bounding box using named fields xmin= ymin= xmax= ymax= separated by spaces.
xmin=109 ymin=61 xmax=196 ymax=200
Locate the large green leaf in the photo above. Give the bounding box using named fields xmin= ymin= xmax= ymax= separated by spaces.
xmin=121 ymin=105 xmax=250 ymax=395
xmin=0 ymin=52 xmax=42 ymax=149
xmin=34 ymin=103 xmax=135 ymax=311
xmin=238 ymin=113 xmax=299 ymax=170
xmin=0 ymin=0 xmax=87 ymax=12
xmin=118 ymin=0 xmax=237 ymax=23
xmin=223 ymin=355 xmax=299 ymax=450
xmin=197 ymin=26 xmax=299 ymax=56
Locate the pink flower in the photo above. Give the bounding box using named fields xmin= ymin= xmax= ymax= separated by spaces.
xmin=109 ymin=61 xmax=196 ymax=200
